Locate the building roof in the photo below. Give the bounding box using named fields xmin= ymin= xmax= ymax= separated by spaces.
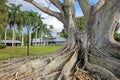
xmin=1 ymin=40 xmax=22 ymax=44
xmin=32 ymin=37 xmax=66 ymax=43
xmin=32 ymin=38 xmax=43 ymax=43
xmin=55 ymin=37 xmax=66 ymax=42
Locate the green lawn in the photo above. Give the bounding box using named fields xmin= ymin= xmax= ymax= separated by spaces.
xmin=0 ymin=45 xmax=62 ymax=61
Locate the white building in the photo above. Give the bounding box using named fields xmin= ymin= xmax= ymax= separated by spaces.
xmin=32 ymin=37 xmax=66 ymax=46
xmin=0 ymin=40 xmax=22 ymax=46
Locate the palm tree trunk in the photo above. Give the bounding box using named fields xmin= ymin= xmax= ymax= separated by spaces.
xmin=21 ymin=26 xmax=24 ymax=46
xmin=41 ymin=32 xmax=43 ymax=45
xmin=0 ymin=35 xmax=1 ymax=45
xmin=29 ymin=28 xmax=31 ymax=46
xmin=27 ymin=25 xmax=30 ymax=56
xmin=4 ymin=27 xmax=7 ymax=45
xmin=12 ymin=24 xmax=16 ymax=47
xmin=35 ymin=29 xmax=37 ymax=46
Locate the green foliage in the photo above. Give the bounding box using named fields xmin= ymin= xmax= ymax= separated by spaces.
xmin=0 ymin=2 xmax=52 ymax=46
xmin=37 ymin=24 xmax=53 ymax=38
xmin=58 ymin=29 xmax=68 ymax=38
xmin=0 ymin=44 xmax=7 ymax=49
xmin=24 ymin=34 xmax=28 ymax=43
xmin=75 ymin=16 xmax=85 ymax=31
xmin=114 ymin=32 xmax=120 ymax=42
xmin=0 ymin=0 xmax=8 ymax=26
xmin=58 ymin=16 xmax=85 ymax=38
xmin=7 ymin=3 xmax=22 ymax=27
xmin=0 ymin=24 xmax=5 ymax=40
xmin=0 ymin=24 xmax=4 ymax=33
xmin=31 ymin=31 xmax=35 ymax=40
xmin=6 ymin=29 xmax=13 ymax=40
xmin=0 ymin=0 xmax=8 ymax=40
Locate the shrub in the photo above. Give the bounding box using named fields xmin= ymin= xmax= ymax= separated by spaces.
xmin=0 ymin=44 xmax=7 ymax=49
xmin=114 ymin=32 xmax=120 ymax=42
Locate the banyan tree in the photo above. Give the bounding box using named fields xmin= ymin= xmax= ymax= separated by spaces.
xmin=0 ymin=0 xmax=120 ymax=80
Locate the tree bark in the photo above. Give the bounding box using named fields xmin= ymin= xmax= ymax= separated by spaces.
xmin=0 ymin=0 xmax=120 ymax=80
xmin=87 ymin=0 xmax=120 ymax=79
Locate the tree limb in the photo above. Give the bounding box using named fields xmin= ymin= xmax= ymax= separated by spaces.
xmin=94 ymin=0 xmax=118 ymax=12
xmin=49 ymin=0 xmax=63 ymax=12
xmin=94 ymin=0 xmax=106 ymax=11
xmin=77 ymin=0 xmax=91 ymax=17
xmin=24 ymin=0 xmax=62 ymax=22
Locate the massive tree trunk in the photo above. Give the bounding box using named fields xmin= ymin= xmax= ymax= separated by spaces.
xmin=0 ymin=0 xmax=120 ymax=80
xmin=87 ymin=2 xmax=120 ymax=79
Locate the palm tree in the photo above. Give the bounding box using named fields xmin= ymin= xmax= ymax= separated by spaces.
xmin=2 ymin=10 xmax=9 ymax=45
xmin=0 ymin=0 xmax=9 ymax=45
xmin=38 ymin=24 xmax=51 ymax=45
xmin=23 ymin=10 xmax=39 ymax=55
xmin=33 ymin=14 xmax=43 ymax=46
xmin=17 ymin=11 xmax=26 ymax=46
xmin=48 ymin=25 xmax=54 ymax=37
xmin=7 ymin=3 xmax=22 ymax=47
xmin=27 ymin=10 xmax=38 ymax=46
xmin=32 ymin=13 xmax=39 ymax=46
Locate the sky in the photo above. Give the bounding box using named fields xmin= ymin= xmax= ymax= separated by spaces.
xmin=8 ymin=0 xmax=120 ymax=35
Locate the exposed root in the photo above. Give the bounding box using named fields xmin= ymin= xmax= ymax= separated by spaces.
xmin=83 ymin=46 xmax=118 ymax=80
xmin=91 ymin=42 xmax=109 ymax=57
xmin=0 ymin=35 xmax=120 ymax=80
xmin=58 ymin=50 xmax=78 ymax=80
xmin=85 ymin=61 xmax=118 ymax=80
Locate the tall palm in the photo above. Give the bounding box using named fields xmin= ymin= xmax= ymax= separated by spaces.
xmin=32 ymin=13 xmax=39 ymax=46
xmin=3 ymin=13 xmax=9 ymax=45
xmin=38 ymin=24 xmax=51 ymax=45
xmin=33 ymin=14 xmax=43 ymax=45
xmin=17 ymin=11 xmax=26 ymax=46
xmin=48 ymin=25 xmax=54 ymax=37
xmin=23 ymin=10 xmax=38 ymax=55
xmin=7 ymin=3 xmax=22 ymax=47
xmin=0 ymin=0 xmax=9 ymax=44
xmin=27 ymin=10 xmax=38 ymax=46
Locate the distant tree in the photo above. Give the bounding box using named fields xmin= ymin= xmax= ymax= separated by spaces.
xmin=6 ymin=29 xmax=13 ymax=40
xmin=48 ymin=25 xmax=54 ymax=37
xmin=0 ymin=0 xmax=8 ymax=25
xmin=7 ymin=3 xmax=22 ymax=47
xmin=24 ymin=34 xmax=28 ymax=45
xmin=0 ymin=24 xmax=5 ymax=40
xmin=58 ymin=16 xmax=84 ymax=38
xmin=32 ymin=14 xmax=43 ymax=45
xmin=26 ymin=10 xmax=38 ymax=47
xmin=17 ymin=11 xmax=26 ymax=46
xmin=75 ymin=16 xmax=85 ymax=31
xmin=57 ymin=29 xmax=68 ymax=38
xmin=0 ymin=0 xmax=8 ymax=44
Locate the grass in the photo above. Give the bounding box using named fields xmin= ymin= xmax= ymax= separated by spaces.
xmin=0 ymin=45 xmax=62 ymax=61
